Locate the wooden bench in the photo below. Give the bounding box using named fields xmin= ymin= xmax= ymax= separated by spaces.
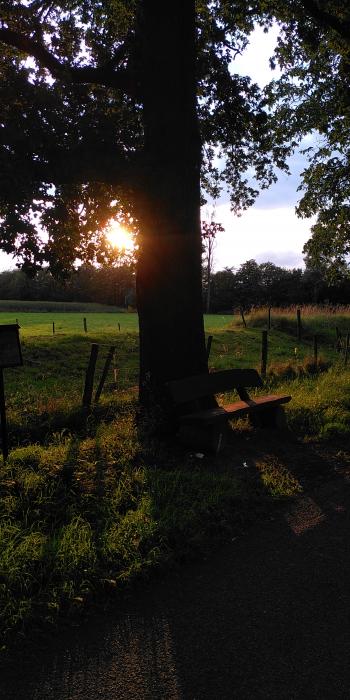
xmin=166 ymin=369 xmax=291 ymax=452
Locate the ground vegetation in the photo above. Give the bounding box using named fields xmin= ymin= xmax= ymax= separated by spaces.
xmin=0 ymin=309 xmax=350 ymax=647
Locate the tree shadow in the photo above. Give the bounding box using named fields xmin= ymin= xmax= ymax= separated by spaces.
xmin=224 ymin=421 xmax=350 ymax=490
xmin=2 ymin=456 xmax=350 ymax=699
xmin=2 ymin=421 xmax=350 ymax=699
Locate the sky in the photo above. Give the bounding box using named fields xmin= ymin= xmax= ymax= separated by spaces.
xmin=207 ymin=25 xmax=315 ymax=272
xmin=0 ymin=25 xmax=314 ymax=273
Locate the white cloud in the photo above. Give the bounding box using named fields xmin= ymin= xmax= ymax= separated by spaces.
xmin=232 ymin=24 xmax=281 ymax=87
xmin=0 ymin=253 xmax=15 ymax=272
xmin=211 ymin=204 xmax=315 ymax=271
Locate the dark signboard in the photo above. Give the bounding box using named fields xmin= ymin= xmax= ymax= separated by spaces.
xmin=0 ymin=324 xmax=22 ymax=368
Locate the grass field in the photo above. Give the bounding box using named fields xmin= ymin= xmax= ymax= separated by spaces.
xmin=0 ymin=307 xmax=341 ymax=444
xmin=1 ymin=304 xmax=350 ymax=650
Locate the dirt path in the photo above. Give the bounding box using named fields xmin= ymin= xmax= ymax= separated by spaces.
xmin=1 ymin=476 xmax=350 ymax=700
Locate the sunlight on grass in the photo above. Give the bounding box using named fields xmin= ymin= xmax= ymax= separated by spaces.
xmin=255 ymin=457 xmax=302 ymax=498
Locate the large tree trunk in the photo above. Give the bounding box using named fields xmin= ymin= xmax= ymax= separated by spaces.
xmin=136 ymin=0 xmax=207 ymax=411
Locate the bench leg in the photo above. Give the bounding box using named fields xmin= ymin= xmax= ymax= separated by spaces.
xmin=250 ymin=406 xmax=287 ymax=429
xmin=178 ymin=423 xmax=228 ymax=453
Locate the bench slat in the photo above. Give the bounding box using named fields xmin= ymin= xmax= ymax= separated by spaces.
xmin=167 ymin=369 xmax=263 ymax=404
xmin=180 ymin=394 xmax=291 ymax=425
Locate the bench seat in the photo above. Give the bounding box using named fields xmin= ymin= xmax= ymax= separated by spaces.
xmin=180 ymin=393 xmax=291 ymax=425
xmin=166 ymin=368 xmax=292 ymax=452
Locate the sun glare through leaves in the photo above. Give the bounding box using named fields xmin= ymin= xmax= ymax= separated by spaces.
xmin=104 ymin=220 xmax=135 ymax=252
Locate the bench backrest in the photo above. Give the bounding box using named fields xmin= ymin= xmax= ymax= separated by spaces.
xmin=166 ymin=369 xmax=263 ymax=405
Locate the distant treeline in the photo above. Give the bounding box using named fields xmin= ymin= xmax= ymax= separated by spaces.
xmin=0 ymin=265 xmax=136 ymax=307
xmin=1 ymin=260 xmax=349 ymax=311
xmin=205 ymin=260 xmax=350 ymax=312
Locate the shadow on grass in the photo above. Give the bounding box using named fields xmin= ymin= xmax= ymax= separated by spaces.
xmin=7 ymin=393 xmax=137 ymax=447
xmin=2 ymin=407 xmax=350 ymax=667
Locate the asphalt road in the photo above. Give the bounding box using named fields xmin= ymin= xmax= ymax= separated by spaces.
xmin=1 ymin=476 xmax=350 ymax=700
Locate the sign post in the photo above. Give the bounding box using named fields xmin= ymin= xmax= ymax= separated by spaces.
xmin=0 ymin=324 xmax=23 ymax=461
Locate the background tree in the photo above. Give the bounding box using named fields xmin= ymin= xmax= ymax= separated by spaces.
xmin=208 ymin=261 xmax=337 ymax=310
xmin=0 ymin=262 xmax=136 ymax=305
xmin=3 ymin=256 xmax=350 ymax=307
xmin=210 ymin=268 xmax=237 ymax=312
xmin=235 ymin=259 xmax=263 ymax=310
xmin=201 ymin=218 xmax=224 ymax=313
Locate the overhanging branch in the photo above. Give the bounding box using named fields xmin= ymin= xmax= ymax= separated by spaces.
xmin=0 ymin=27 xmax=136 ymax=93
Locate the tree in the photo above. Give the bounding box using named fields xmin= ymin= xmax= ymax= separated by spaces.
xmin=210 ymin=268 xmax=237 ymax=312
xmin=0 ymin=1 xmax=318 ymax=411
xmin=234 ymin=259 xmax=264 ymax=309
xmin=201 ymin=218 xmax=224 ymax=313
xmin=259 ymin=262 xmax=290 ymax=306
xmin=261 ymin=1 xmax=350 ymax=277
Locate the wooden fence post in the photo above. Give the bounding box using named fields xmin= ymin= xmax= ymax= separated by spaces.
xmin=313 ymin=335 xmax=318 ymax=367
xmin=83 ymin=317 xmax=88 ymax=333
xmin=0 ymin=369 xmax=8 ymax=462
xmin=82 ymin=344 xmax=99 ymax=407
xmin=118 ymin=322 xmax=121 ymax=331
xmin=94 ymin=346 xmax=115 ymax=403
xmin=261 ymin=330 xmax=268 ymax=378
xmin=268 ymin=306 xmax=271 ymax=330
xmin=345 ymin=333 xmax=350 ymax=367
xmin=52 ymin=322 xmax=55 ymax=335
xmin=297 ymin=309 xmax=302 ymax=341
xmin=336 ymin=326 xmax=342 ymax=352
xmin=240 ymin=308 xmax=247 ymax=328
xmin=206 ymin=335 xmax=213 ymax=361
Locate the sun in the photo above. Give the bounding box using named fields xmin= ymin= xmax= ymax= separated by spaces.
xmin=105 ymin=220 xmax=135 ymax=251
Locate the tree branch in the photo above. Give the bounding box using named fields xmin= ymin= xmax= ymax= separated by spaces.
xmin=0 ymin=27 xmax=136 ymax=93
xmin=104 ymin=30 xmax=134 ymax=70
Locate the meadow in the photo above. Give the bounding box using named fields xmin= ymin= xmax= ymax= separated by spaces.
xmin=1 ymin=303 xmax=350 ymax=649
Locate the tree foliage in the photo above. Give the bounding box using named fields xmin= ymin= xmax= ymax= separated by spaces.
xmin=0 ymin=0 xmax=143 ymax=274
xmin=3 ymin=257 xmax=348 ymax=309
xmin=1 ymin=2 xmax=350 ymax=276
xmin=0 ymin=0 xmax=296 ymax=275
xmin=261 ymin=0 xmax=350 ymax=276
xmin=209 ymin=259 xmax=350 ymax=311
xmin=0 ymin=262 xmax=136 ymax=305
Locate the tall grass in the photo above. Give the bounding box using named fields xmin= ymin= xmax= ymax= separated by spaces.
xmin=235 ymin=305 xmax=350 ymax=343
xmin=269 ymin=362 xmax=350 ymax=439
